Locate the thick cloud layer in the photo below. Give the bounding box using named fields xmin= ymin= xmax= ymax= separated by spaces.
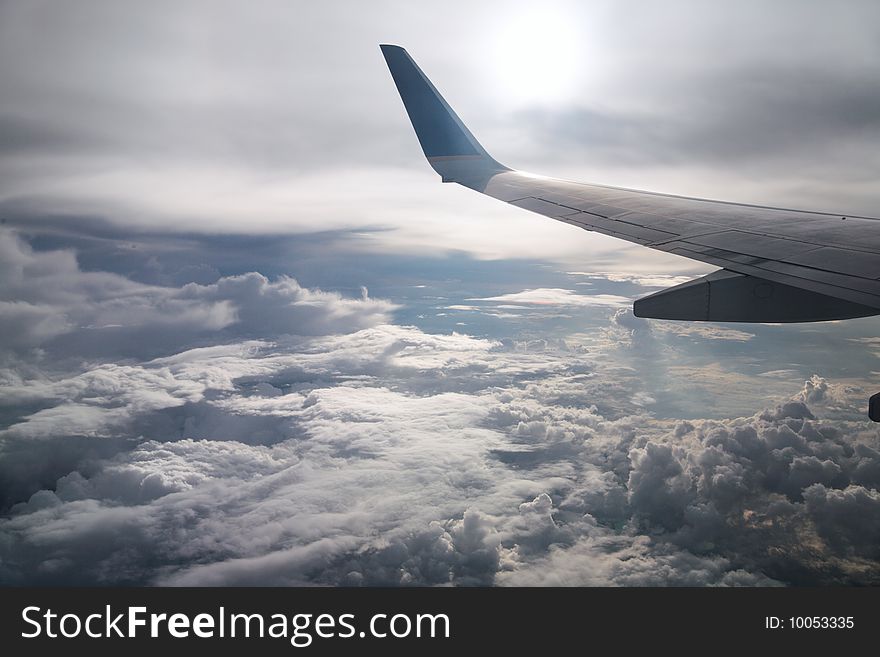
xmin=2 ymin=259 xmax=879 ymax=584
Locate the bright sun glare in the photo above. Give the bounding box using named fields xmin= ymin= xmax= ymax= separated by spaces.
xmin=491 ymin=8 xmax=581 ymax=105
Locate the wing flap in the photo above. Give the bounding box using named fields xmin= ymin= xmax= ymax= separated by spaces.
xmin=634 ymin=269 xmax=879 ymax=322
xmin=563 ymin=212 xmax=677 ymax=244
xmin=508 ymin=197 xmax=576 ymax=217
xmin=686 ymin=231 xmax=822 ymax=259
xmin=788 ymin=247 xmax=880 ymax=279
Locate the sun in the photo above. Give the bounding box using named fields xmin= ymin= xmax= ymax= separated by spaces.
xmin=489 ymin=6 xmax=582 ymax=105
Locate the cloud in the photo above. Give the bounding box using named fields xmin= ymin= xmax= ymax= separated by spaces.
xmin=608 ymin=307 xmax=754 ymax=347
xmin=3 ymin=237 xmax=878 ymax=586
xmin=796 ymin=374 xmax=855 ymax=410
xmin=2 ymin=2 xmax=880 ymax=589
xmin=469 ymin=288 xmax=630 ymax=308
xmin=0 ymin=0 xmax=878 ymax=271
xmin=522 ymin=68 xmax=880 ymax=170
xmin=804 ymin=484 xmax=880 ymax=558
xmin=3 ymin=298 xmax=880 ymax=586
xmin=496 ymin=535 xmax=781 ymax=587
xmin=656 ymin=323 xmax=755 ymax=343
xmin=568 ymin=272 xmax=696 ymax=288
xmin=628 ymin=442 xmax=694 ymax=530
xmin=0 ymin=301 xmax=72 ymax=348
xmin=0 ymin=230 xmax=396 ymax=360
xmin=610 ymin=308 xmax=650 ymax=333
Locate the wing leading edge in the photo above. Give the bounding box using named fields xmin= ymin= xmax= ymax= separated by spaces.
xmin=380 ymin=44 xmax=880 ymax=324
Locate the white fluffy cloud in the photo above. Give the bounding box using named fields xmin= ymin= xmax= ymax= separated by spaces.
xmin=568 ymin=272 xmax=698 ymax=288
xmin=2 ymin=232 xmax=880 ymax=586
xmin=0 ymin=230 xmax=396 ymax=360
xmin=469 ymin=288 xmax=630 ymax=308
xmin=3 ymin=310 xmax=880 ymax=585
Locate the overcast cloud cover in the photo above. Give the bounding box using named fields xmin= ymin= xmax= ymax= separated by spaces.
xmin=2 ymin=1 xmax=880 ymax=586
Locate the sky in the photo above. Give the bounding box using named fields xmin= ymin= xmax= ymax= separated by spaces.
xmin=1 ymin=0 xmax=880 ymax=586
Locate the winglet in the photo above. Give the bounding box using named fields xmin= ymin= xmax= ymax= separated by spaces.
xmin=380 ymin=44 xmax=507 ymax=184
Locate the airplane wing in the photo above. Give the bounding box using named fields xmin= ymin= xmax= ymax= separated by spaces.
xmin=380 ymin=44 xmax=880 ymax=325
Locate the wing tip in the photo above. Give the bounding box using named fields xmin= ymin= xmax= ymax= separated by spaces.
xmin=380 ymin=43 xmax=507 ymax=182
